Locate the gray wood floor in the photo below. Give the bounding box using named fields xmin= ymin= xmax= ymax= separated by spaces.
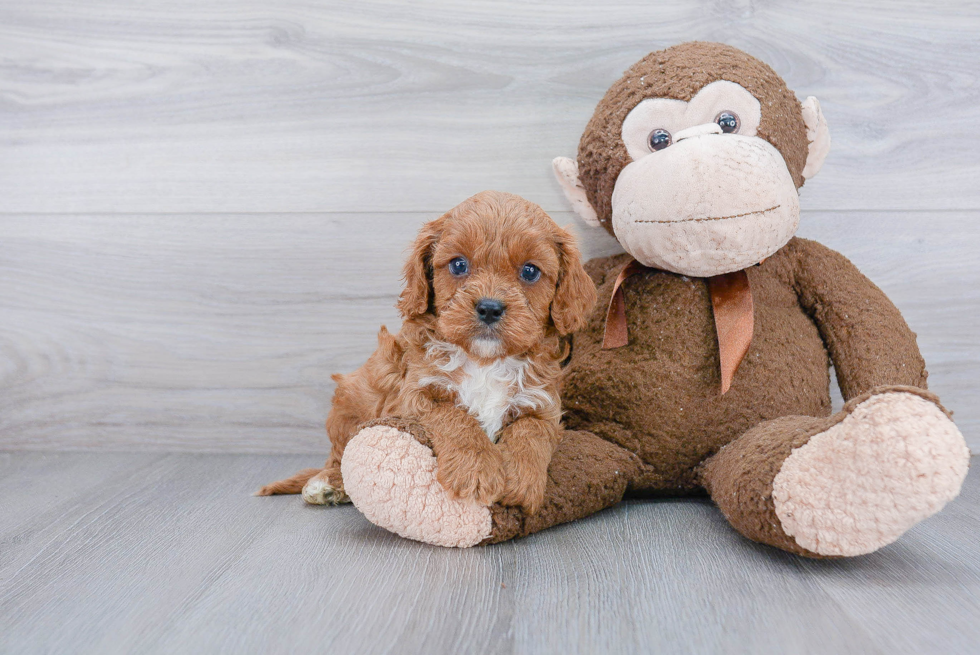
xmin=0 ymin=451 xmax=977 ymax=655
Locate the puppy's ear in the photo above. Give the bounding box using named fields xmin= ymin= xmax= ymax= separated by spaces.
xmin=397 ymin=216 xmax=445 ymax=319
xmin=550 ymin=226 xmax=597 ymax=335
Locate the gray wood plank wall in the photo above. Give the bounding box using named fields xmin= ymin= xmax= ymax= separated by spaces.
xmin=2 ymin=0 xmax=979 ymax=453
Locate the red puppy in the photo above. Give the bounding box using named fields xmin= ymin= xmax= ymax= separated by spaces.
xmin=258 ymin=191 xmax=596 ymax=513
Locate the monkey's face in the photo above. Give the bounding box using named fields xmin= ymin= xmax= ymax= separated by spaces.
xmin=553 ymin=43 xmax=831 ymax=278
xmin=611 ymin=81 xmax=801 ymax=276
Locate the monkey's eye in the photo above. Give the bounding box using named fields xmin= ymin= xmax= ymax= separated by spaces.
xmin=448 ymin=257 xmax=469 ymax=277
xmin=715 ymin=111 xmax=740 ymax=134
xmin=520 ymin=263 xmax=541 ymax=283
xmin=647 ymin=129 xmax=672 ymax=152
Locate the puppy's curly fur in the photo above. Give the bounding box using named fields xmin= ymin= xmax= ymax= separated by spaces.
xmin=257 ymin=191 xmax=596 ymax=513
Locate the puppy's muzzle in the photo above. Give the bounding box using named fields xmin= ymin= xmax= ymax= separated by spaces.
xmin=475 ymin=298 xmax=506 ymax=326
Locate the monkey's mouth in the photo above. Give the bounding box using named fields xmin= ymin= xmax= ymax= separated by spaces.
xmin=633 ymin=204 xmax=781 ymax=225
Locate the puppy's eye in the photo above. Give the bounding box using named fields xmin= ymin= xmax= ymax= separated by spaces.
xmin=715 ymin=111 xmax=740 ymax=134
xmin=520 ymin=263 xmax=541 ymax=283
xmin=448 ymin=257 xmax=469 ymax=277
xmin=648 ymin=128 xmax=672 ymax=151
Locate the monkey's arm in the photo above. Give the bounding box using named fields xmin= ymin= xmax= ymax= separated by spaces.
xmin=788 ymin=237 xmax=928 ymax=400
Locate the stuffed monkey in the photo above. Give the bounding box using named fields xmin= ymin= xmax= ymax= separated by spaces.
xmin=338 ymin=42 xmax=970 ymax=557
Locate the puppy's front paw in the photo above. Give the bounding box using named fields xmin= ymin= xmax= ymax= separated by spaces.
xmin=436 ymin=445 xmax=505 ymax=506
xmin=499 ymin=450 xmax=548 ymax=514
xmin=302 ymin=475 xmax=349 ymax=506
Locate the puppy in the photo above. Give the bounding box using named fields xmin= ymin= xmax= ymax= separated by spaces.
xmin=257 ymin=190 xmax=596 ymax=513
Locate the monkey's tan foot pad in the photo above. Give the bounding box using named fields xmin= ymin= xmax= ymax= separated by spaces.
xmin=341 ymin=425 xmax=492 ymax=548
xmin=301 ymin=476 xmax=349 ymax=506
xmin=773 ymin=391 xmax=970 ymax=557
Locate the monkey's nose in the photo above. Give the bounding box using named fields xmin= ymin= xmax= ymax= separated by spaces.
xmin=475 ymin=298 xmax=506 ymax=325
xmin=674 ymin=123 xmax=723 ymax=142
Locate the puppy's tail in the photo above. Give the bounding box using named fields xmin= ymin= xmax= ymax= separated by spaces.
xmin=254 ymin=468 xmax=322 ymax=496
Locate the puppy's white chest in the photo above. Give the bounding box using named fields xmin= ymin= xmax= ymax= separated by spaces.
xmin=420 ymin=343 xmax=551 ymax=441
xmin=452 ymin=363 xmax=521 ymax=442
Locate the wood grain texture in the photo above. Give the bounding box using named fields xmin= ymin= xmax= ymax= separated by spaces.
xmin=2 ymin=5 xmax=977 ymax=652
xmin=1 ymin=211 xmax=976 ymax=453
xmin=800 ymin=467 xmax=980 ymax=655
xmin=1 ymin=1 xmax=978 ymax=455
xmin=1 ymin=0 xmax=979 ymax=214
xmin=0 ymin=452 xmax=976 ymax=654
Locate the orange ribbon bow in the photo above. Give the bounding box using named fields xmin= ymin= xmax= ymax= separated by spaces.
xmin=602 ymin=259 xmax=754 ymax=395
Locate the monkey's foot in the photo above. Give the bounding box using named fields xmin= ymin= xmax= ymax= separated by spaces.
xmin=301 ymin=474 xmax=349 ymax=506
xmin=772 ymin=391 xmax=970 ymax=556
xmin=341 ymin=425 xmax=492 ymax=547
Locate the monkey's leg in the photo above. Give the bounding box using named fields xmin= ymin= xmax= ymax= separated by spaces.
xmin=340 ymin=419 xmax=641 ymax=547
xmin=699 ymin=386 xmax=969 ymax=558
xmin=483 ymin=429 xmax=642 ymax=545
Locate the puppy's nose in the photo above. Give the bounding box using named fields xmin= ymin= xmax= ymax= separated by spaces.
xmin=475 ymin=298 xmax=506 ymax=325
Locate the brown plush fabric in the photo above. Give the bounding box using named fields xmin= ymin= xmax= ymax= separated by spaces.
xmin=563 ymin=237 xmax=884 ymax=492
xmin=788 ymin=238 xmax=929 ymax=397
xmin=359 ymin=234 xmax=939 ymax=554
xmin=313 ymin=43 xmax=962 ymax=556
xmin=698 ymin=413 xmax=836 ymax=557
xmin=558 ymin=236 xmax=927 ymax=487
xmin=358 ymin=418 xmax=643 ymax=545
xmin=577 ymin=41 xmax=810 ymax=232
xmin=474 ymin=229 xmax=936 ymax=548
xmin=481 ymin=430 xmax=642 ymax=544
xmin=603 ymin=263 xmax=756 ymax=396
xmin=478 ymin=384 xmax=948 ymax=552
xmin=458 ymin=42 xmax=952 ymax=555
xmin=698 ymin=385 xmax=947 ymax=557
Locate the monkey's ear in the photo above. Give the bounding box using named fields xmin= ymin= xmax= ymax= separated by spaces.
xmin=552 ymin=157 xmax=601 ymax=228
xmin=397 ymin=216 xmax=444 ymax=319
xmin=801 ymin=97 xmax=830 ymax=180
